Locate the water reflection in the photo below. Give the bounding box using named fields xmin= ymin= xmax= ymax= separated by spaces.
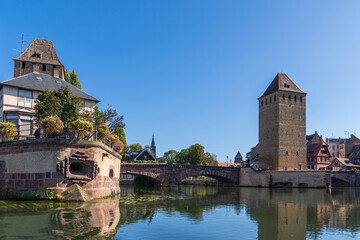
xmin=0 ymin=187 xmax=359 ymax=239
xmin=0 ymin=199 xmax=120 ymax=239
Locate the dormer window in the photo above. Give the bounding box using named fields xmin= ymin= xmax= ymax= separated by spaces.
xmin=284 ymin=83 xmax=290 ymax=88
xmin=31 ymin=52 xmax=41 ymax=58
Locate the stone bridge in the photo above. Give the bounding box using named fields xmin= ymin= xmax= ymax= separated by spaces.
xmin=120 ymin=163 xmax=240 ymax=186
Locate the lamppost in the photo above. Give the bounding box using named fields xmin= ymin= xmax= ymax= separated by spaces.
xmin=226 ymin=156 xmax=229 ymax=167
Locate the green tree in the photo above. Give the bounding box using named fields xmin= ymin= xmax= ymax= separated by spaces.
xmin=35 ymin=86 xmax=81 ymax=122
xmin=175 ymin=149 xmax=189 ymax=164
xmin=113 ymin=126 xmax=127 ymax=159
xmin=203 ymin=152 xmax=218 ymax=166
xmin=129 ymin=143 xmax=143 ymax=153
xmin=163 ymin=150 xmax=178 ymax=163
xmin=187 ymin=144 xmax=206 ymax=165
xmin=65 ymin=69 xmax=82 ymax=90
xmin=34 ymin=89 xmax=61 ymax=119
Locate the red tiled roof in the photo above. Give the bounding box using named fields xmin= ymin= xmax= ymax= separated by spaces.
xmin=218 ymin=163 xmax=240 ymax=167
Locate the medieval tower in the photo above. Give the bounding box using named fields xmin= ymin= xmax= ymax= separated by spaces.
xmin=258 ymin=73 xmax=307 ymax=170
xmin=13 ymin=39 xmax=65 ymax=80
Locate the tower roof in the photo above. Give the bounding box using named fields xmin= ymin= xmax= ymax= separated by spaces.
xmin=259 ymin=73 xmax=305 ymax=98
xmin=14 ymin=39 xmax=63 ymax=66
xmin=151 ymin=134 xmax=155 ymax=147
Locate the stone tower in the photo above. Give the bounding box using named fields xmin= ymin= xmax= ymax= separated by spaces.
xmin=258 ymin=73 xmax=307 ymax=171
xmin=151 ymin=134 xmax=156 ymax=158
xmin=234 ymin=151 xmax=243 ymax=163
xmin=13 ymin=39 xmax=65 ymax=80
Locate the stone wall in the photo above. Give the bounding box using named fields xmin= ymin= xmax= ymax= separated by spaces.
xmin=0 ymin=139 xmax=121 ymax=200
xmin=239 ymin=168 xmax=330 ymax=188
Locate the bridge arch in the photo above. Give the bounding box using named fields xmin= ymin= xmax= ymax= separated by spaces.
xmin=121 ymin=164 xmax=239 ymax=186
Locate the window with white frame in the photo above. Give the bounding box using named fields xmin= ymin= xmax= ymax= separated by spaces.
xmin=20 ymin=116 xmax=32 ymax=135
xmin=18 ymin=89 xmax=32 ymax=107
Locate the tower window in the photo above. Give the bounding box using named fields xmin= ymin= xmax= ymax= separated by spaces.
xmin=286 ymin=151 xmax=288 ymax=155
xmin=288 ymin=95 xmax=291 ymax=101
xmin=42 ymin=64 xmax=46 ymax=71
xmin=297 ymin=151 xmax=299 ymax=156
xmin=283 ymin=94 xmax=285 ymax=100
xmin=261 ymin=100 xmax=263 ymax=106
xmin=300 ymin=96 xmax=303 ymax=102
xmin=270 ymin=97 xmax=272 ymax=103
xmin=265 ymin=99 xmax=267 ymax=105
xmin=294 ymin=96 xmax=297 ymax=102
xmin=284 ymin=83 xmax=290 ymax=88
xmin=22 ymin=62 xmax=25 ymax=69
xmin=274 ymin=95 xmax=276 ymax=102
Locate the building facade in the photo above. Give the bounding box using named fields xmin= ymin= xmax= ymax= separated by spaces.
xmin=306 ymin=132 xmax=331 ymax=170
xmin=258 ymin=73 xmax=307 ymax=171
xmin=325 ymin=135 xmax=360 ymax=161
xmin=0 ymin=39 xmax=99 ymax=138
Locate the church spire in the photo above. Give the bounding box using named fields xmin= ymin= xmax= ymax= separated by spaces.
xmin=151 ymin=134 xmax=156 ymax=158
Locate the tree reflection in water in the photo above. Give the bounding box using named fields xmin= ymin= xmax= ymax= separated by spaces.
xmin=0 ymin=186 xmax=359 ymax=239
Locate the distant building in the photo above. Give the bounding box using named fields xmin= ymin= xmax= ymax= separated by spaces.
xmin=347 ymin=145 xmax=360 ymax=165
xmin=327 ymin=158 xmax=360 ymax=171
xmin=306 ymin=132 xmax=331 ymax=170
xmin=234 ymin=151 xmax=243 ymax=163
xmin=325 ymin=134 xmax=360 ymax=161
xmin=258 ymin=73 xmax=307 ymax=171
xmin=246 ymin=145 xmax=259 ymax=168
xmin=125 ymin=149 xmax=156 ymax=163
xmin=326 ymin=138 xmax=346 ymax=160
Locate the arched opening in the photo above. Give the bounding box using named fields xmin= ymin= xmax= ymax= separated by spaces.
xmin=69 ymin=161 xmax=90 ymax=176
xmin=331 ymin=177 xmax=350 ymax=187
xmin=180 ymin=174 xmax=236 ymax=186
xmin=134 ymin=175 xmax=156 ymax=187
xmin=181 ymin=175 xmax=218 ymax=186
xmin=109 ymin=169 xmax=114 ymax=179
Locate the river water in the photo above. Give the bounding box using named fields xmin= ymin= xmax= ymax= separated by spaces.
xmin=0 ymin=186 xmax=359 ymax=240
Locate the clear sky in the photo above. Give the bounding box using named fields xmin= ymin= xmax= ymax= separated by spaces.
xmin=1 ymin=1 xmax=360 ymax=162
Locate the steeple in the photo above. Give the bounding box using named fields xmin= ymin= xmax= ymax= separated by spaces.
xmin=151 ymin=134 xmax=156 ymax=158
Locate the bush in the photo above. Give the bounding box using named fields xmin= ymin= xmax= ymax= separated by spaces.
xmin=71 ymin=119 xmax=93 ymax=139
xmin=97 ymin=124 xmax=111 ymax=142
xmin=41 ymin=116 xmax=64 ymax=137
xmin=110 ymin=135 xmax=124 ymax=153
xmin=0 ymin=122 xmax=17 ymax=141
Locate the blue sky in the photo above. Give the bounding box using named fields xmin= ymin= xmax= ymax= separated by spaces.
xmin=1 ymin=1 xmax=360 ymax=162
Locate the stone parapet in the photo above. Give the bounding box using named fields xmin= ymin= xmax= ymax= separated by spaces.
xmin=0 ymin=139 xmax=121 ymax=200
